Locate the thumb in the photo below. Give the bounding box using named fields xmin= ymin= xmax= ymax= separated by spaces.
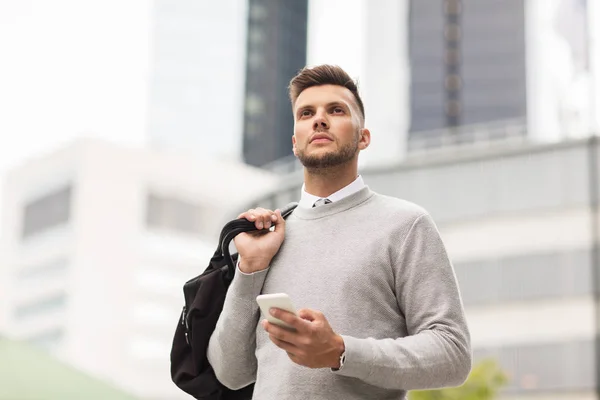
xmin=273 ymin=209 xmax=286 ymax=233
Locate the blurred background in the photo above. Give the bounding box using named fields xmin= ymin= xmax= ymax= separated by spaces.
xmin=0 ymin=0 xmax=599 ymax=399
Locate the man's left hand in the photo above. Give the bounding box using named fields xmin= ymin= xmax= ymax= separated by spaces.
xmin=262 ymin=308 xmax=345 ymax=369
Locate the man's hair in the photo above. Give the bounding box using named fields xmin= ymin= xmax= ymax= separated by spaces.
xmin=288 ymin=64 xmax=365 ymax=121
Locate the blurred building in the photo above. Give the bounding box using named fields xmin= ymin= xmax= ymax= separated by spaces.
xmin=407 ymin=0 xmax=597 ymax=151
xmin=284 ymin=0 xmax=598 ymax=170
xmin=282 ymin=0 xmax=530 ymax=169
xmin=242 ymin=0 xmax=308 ymax=167
xmin=246 ymin=136 xmax=599 ymax=400
xmin=146 ymin=0 xmax=598 ymax=172
xmin=0 ymin=139 xmax=279 ymax=400
xmin=146 ymin=0 xmax=308 ymax=167
xmin=408 ymin=0 xmax=527 ymax=133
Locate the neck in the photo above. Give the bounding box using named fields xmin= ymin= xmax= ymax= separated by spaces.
xmin=303 ymin=161 xmax=359 ymax=198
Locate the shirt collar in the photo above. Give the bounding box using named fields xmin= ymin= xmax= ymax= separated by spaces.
xmin=299 ymin=175 xmax=366 ymax=208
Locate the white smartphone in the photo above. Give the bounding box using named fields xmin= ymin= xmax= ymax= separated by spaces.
xmin=256 ymin=293 xmax=297 ymax=329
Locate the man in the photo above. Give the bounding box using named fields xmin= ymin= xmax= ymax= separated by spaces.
xmin=207 ymin=65 xmax=471 ymax=399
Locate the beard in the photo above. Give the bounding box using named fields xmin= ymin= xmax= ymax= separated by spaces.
xmin=296 ymin=132 xmax=359 ymax=170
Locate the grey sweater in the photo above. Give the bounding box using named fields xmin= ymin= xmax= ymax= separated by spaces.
xmin=207 ymin=187 xmax=472 ymax=399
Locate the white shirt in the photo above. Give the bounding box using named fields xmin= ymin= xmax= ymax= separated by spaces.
xmin=299 ymin=175 xmax=366 ymax=208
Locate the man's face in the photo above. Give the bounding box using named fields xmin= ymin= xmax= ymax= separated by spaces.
xmin=292 ymin=84 xmax=368 ymax=169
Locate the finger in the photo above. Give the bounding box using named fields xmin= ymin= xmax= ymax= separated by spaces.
xmin=270 ymin=308 xmax=310 ymax=332
xmin=237 ymin=212 xmax=256 ymax=221
xmin=251 ymin=208 xmax=266 ymax=230
xmin=262 ymin=319 xmax=300 ymax=344
xmin=268 ymin=334 xmax=299 ymax=354
xmin=297 ymin=308 xmax=320 ymax=322
xmin=262 ymin=209 xmax=276 ymax=229
xmin=238 ymin=209 xmax=257 ymax=222
xmin=253 ymin=208 xmax=273 ymax=230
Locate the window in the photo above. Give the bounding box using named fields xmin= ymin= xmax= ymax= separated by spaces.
xmin=248 ymin=26 xmax=266 ymax=47
xmin=249 ymin=3 xmax=268 ymax=20
xmin=245 ymin=93 xmax=265 ymax=116
xmin=22 ymin=186 xmax=72 ymax=239
xmin=454 ymin=249 xmax=592 ymax=305
xmin=14 ymin=293 xmax=67 ymax=320
xmin=146 ymin=193 xmax=204 ymax=235
xmin=247 ymin=51 xmax=265 ymax=69
xmin=245 ymin=121 xmax=261 ymax=139
xmin=17 ymin=257 xmax=68 ymax=282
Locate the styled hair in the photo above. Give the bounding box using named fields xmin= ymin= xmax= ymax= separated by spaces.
xmin=288 ymin=64 xmax=365 ymax=121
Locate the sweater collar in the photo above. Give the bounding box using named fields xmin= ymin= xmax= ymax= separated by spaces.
xmin=293 ymin=186 xmax=374 ymax=220
xmin=299 ymin=175 xmax=366 ymax=209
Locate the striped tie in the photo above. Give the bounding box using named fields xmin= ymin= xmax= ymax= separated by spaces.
xmin=312 ymin=198 xmax=332 ymax=208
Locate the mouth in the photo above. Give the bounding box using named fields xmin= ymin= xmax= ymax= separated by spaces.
xmin=310 ymin=134 xmax=333 ymax=144
xmin=311 ymin=138 xmax=333 ymax=144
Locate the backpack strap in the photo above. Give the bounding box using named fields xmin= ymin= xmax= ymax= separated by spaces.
xmin=221 ymin=202 xmax=298 ymax=280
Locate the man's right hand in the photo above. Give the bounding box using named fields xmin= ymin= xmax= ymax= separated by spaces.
xmin=234 ymin=207 xmax=286 ymax=274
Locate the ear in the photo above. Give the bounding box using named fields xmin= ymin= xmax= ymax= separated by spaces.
xmin=292 ymin=135 xmax=298 ymax=156
xmin=358 ymin=129 xmax=370 ymax=150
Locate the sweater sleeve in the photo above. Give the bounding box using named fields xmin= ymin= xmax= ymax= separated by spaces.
xmin=332 ymin=213 xmax=472 ymax=390
xmin=207 ymin=260 xmax=269 ymax=390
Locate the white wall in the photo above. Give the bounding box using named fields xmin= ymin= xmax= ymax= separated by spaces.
xmin=466 ymin=297 xmax=595 ymax=348
xmin=590 ymin=0 xmax=600 ymax=135
xmin=361 ymin=0 xmax=410 ymax=167
xmin=440 ymin=207 xmax=592 ymax=263
xmin=526 ymin=0 xmax=596 ymax=141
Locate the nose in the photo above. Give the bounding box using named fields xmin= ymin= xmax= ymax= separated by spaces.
xmin=313 ymin=110 xmax=330 ymax=130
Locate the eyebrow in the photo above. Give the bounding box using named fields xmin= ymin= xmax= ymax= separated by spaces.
xmin=295 ymin=101 xmax=350 ymax=115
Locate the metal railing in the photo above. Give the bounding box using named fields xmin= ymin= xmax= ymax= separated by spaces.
xmin=260 ymin=154 xmax=303 ymax=175
xmin=407 ymin=118 xmax=528 ymax=153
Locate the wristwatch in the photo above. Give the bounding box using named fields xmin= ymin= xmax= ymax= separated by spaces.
xmin=332 ymin=351 xmax=346 ymax=371
xmin=339 ymin=350 xmax=346 ymax=369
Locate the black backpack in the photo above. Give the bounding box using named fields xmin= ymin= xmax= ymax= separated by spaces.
xmin=170 ymin=202 xmax=298 ymax=399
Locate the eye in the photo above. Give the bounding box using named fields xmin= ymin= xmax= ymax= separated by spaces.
xmin=332 ymin=107 xmax=345 ymax=114
xmin=300 ymin=109 xmax=313 ymax=118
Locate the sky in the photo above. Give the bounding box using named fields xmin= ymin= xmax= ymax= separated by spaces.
xmin=0 ymin=0 xmax=151 ymax=174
